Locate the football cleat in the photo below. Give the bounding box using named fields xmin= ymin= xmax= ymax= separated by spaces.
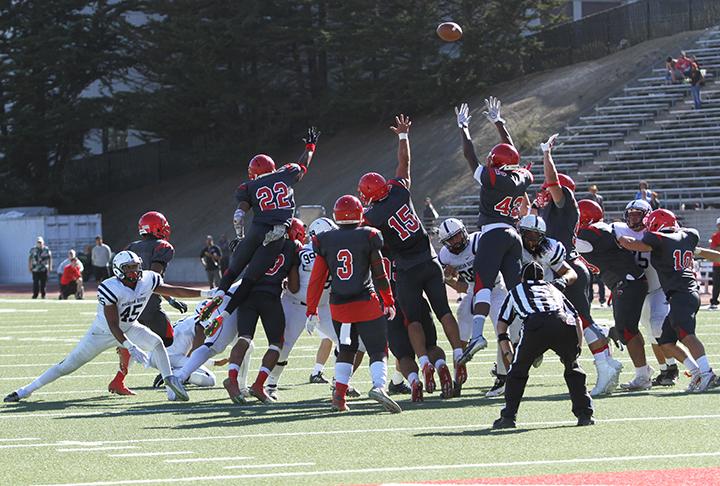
xmin=346 ymin=385 xmax=360 ymax=398
xmin=694 ymin=370 xmax=717 ymax=392
xmin=368 ymin=387 xmax=402 ymax=414
xmin=203 ymin=314 xmax=224 ymax=337
xmin=532 ymin=354 xmax=544 ymax=368
xmin=577 ymin=415 xmax=595 ymax=426
xmin=486 ymin=376 xmax=506 ymax=398
xmin=457 ymin=336 xmax=488 ymax=365
xmin=620 ymin=373 xmax=652 ymax=392
xmin=492 ymin=416 xmax=516 ymax=430
xmin=388 ymin=381 xmax=412 ymax=395
xmin=164 ymin=375 xmax=189 ymax=402
xmin=249 ymin=382 xmax=274 ymax=404
xmin=197 ymin=296 xmax=223 ymax=323
xmin=332 ymin=392 xmax=349 ymax=412
xmin=108 ymin=373 xmax=136 ymax=396
xmin=223 ymin=378 xmax=245 ymax=403
xmin=411 ymin=381 xmax=424 ymax=402
xmin=422 ymin=363 xmax=436 ymax=394
xmin=452 ymin=381 xmax=463 ymax=397
xmin=454 ymin=362 xmax=467 ymax=385
xmin=3 ymin=391 xmax=20 ymax=403
xmin=686 ymin=371 xmax=701 ymax=392
xmin=266 ymin=384 xmax=279 ymax=401
xmin=652 ymin=365 xmax=678 ymax=386
xmin=309 ymin=371 xmax=329 ymax=384
xmin=437 ymin=364 xmax=454 ymax=399
xmin=152 ymin=374 xmax=164 ymax=388
xmin=591 ymin=360 xmax=617 ymax=397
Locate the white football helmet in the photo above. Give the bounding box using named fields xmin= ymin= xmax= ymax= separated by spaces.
xmin=624 ymin=199 xmax=652 ymax=230
xmin=519 ymin=214 xmax=546 ymax=234
xmin=439 ymin=218 xmax=469 ymax=253
xmin=112 ymin=250 xmax=143 ymax=283
xmin=308 ymin=217 xmax=338 ymax=238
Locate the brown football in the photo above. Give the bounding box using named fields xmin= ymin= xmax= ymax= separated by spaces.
xmin=436 ymin=22 xmax=463 ymax=42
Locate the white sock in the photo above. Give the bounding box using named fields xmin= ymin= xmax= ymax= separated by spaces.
xmin=666 ymin=358 xmax=677 ymax=366
xmin=391 ymin=370 xmax=404 ymax=385
xmin=697 ymin=355 xmax=711 ymax=373
xmin=418 ymin=355 xmax=430 ymax=369
xmin=683 ymin=358 xmax=699 ymax=373
xmin=635 ymin=366 xmax=650 ymax=378
xmin=335 ymin=362 xmax=353 ymax=385
xmin=434 ymin=358 xmax=446 ymax=370
xmin=659 ymin=363 xmax=668 ymax=371
xmin=239 ymin=341 xmax=254 ymax=388
xmin=592 ymin=348 xmax=610 ymax=362
xmin=472 ymin=314 xmax=486 ymax=338
xmin=369 ymin=360 xmax=387 ymax=389
xmin=583 ymin=327 xmax=600 ymax=346
xmin=267 ymin=362 xmax=285 ymax=386
xmin=176 ymin=345 xmax=213 ymax=382
xmin=228 ymin=363 xmax=241 ymax=374
xmin=408 ymin=372 xmax=419 ymax=385
xmin=150 ymin=346 xmax=173 ymax=378
xmin=19 ymin=363 xmax=67 ymax=397
xmin=453 ymin=348 xmax=463 ymax=362
xmin=312 ymin=363 xmax=324 ymax=375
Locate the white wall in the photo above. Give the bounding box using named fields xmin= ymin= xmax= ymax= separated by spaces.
xmin=0 ymin=217 xmax=45 ymax=284
xmin=164 ymin=257 xmax=208 ymax=285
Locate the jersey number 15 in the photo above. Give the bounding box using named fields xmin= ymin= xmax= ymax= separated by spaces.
xmin=388 ymin=204 xmax=420 ymax=241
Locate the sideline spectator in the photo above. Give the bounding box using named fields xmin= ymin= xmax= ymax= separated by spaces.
xmin=218 ymin=233 xmax=231 ymax=274
xmin=423 ymin=197 xmax=439 ymax=232
xmin=690 ymin=64 xmax=704 ymax=110
xmin=58 ymin=249 xmax=84 ymax=300
xmin=585 ymin=184 xmax=604 ymax=211
xmin=28 ymin=236 xmax=52 ymax=299
xmin=91 ymin=235 xmax=112 ymax=282
xmin=200 ymin=235 xmax=222 ymax=288
xmin=709 ymin=217 xmax=720 ymax=310
xmin=78 ymin=245 xmax=93 ymax=281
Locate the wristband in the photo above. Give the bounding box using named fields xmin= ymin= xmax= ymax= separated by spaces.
xmin=497 ymin=333 xmax=510 ymax=342
xmin=398 ymin=133 xmax=408 ymax=140
xmin=200 ymin=289 xmax=213 ymax=298
xmin=305 ymin=143 xmax=316 ymax=152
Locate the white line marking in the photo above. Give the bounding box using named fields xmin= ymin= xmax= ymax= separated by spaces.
xmin=165 ymin=456 xmax=253 ymax=464
xmin=0 ymin=437 xmax=39 ymax=442
xmin=223 ymin=462 xmax=316 ymax=470
xmin=0 ymin=361 xmax=119 ymax=368
xmin=57 ymin=446 xmax=140 ymax=452
xmin=32 ymin=451 xmax=720 ymax=485
xmin=0 ymin=372 xmax=157 ymax=381
xmin=108 ymin=451 xmax=195 ymax=458
xmin=0 ymin=309 xmax=48 ymax=313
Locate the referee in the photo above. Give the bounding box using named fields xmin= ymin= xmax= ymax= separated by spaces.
xmin=493 ymin=261 xmax=594 ymax=429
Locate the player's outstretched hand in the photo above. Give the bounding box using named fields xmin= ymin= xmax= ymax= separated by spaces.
xmin=540 ymin=133 xmax=559 ymax=153
xmin=303 ymin=126 xmax=320 ymax=146
xmin=384 ymin=305 xmax=396 ymax=321
xmin=390 ymin=114 xmax=412 ymax=135
xmin=455 ymin=103 xmax=471 ymax=128
xmin=483 ymin=96 xmax=504 ymax=124
xmin=305 ymin=314 xmax=318 ymax=335
xmin=167 ymin=297 xmax=188 ymax=313
xmin=127 ymin=343 xmax=150 ymax=367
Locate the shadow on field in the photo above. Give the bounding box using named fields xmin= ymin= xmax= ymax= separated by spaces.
xmin=0 ymin=394 xmax=123 ymax=413
xmin=413 ymin=423 xmax=575 ymax=438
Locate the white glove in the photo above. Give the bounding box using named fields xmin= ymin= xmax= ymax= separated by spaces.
xmin=384 ymin=305 xmax=396 ymax=321
xmin=540 ymin=133 xmax=559 ymax=153
xmin=454 ymin=103 xmax=471 ymax=128
xmin=233 ymin=209 xmax=245 ymax=239
xmin=123 ymin=340 xmax=150 ymax=368
xmin=211 ymin=288 xmax=225 ymax=300
xmin=305 ymin=315 xmax=318 ymax=335
xmin=482 ymin=96 xmax=505 ymax=124
xmin=263 ymin=224 xmax=287 ymax=246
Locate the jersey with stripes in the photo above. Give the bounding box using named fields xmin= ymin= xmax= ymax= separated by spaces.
xmin=576 ymin=221 xmax=644 ymax=289
xmin=521 ymin=236 xmax=566 ymax=279
xmin=438 ymin=231 xmax=481 ymax=284
xmin=287 ymin=242 xmax=331 ymax=306
xmin=499 ymin=280 xmax=577 ymax=323
xmin=94 ymin=271 xmax=163 ymax=331
xmin=612 ymin=222 xmax=661 ymax=292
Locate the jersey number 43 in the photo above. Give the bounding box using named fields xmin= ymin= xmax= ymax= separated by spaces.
xmin=494 ymin=196 xmax=524 ymax=219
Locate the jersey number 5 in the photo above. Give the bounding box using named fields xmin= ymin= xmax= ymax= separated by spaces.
xmin=337 ymin=249 xmax=354 ymax=280
xmin=672 ymin=249 xmax=693 ymax=271
xmin=494 ymin=196 xmax=524 ymax=218
xmin=256 ymin=182 xmax=292 ymax=211
xmin=388 ymin=204 xmax=420 ymax=241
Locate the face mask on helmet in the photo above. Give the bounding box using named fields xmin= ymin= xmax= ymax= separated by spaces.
xmin=120 ymin=263 xmax=142 ymax=283
xmin=521 ymin=228 xmax=545 ymax=254
xmin=625 ymin=209 xmax=647 ymax=231
xmin=442 ymin=230 xmax=468 ymax=254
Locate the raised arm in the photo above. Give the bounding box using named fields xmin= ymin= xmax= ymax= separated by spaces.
xmin=455 ymin=103 xmax=481 ymax=174
xmin=390 ymin=114 xmax=412 ymax=183
xmin=483 ymin=96 xmax=514 ymax=147
xmin=296 ymin=126 xmax=320 ymax=179
xmin=696 ymin=247 xmax=720 ymax=263
xmin=155 ymin=283 xmax=204 ymax=299
xmin=540 ymin=133 xmax=564 ymax=206
xmin=618 ymin=235 xmax=653 ymax=253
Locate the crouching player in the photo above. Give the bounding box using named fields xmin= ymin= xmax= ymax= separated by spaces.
xmin=306 ymin=195 xmax=400 ymax=413
xmin=4 ymin=251 xmax=207 ymax=403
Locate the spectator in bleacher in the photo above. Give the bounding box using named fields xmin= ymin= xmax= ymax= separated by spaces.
xmin=200 ymin=235 xmax=222 ymax=288
xmin=649 ymin=191 xmax=661 ymax=210
xmin=58 ymin=249 xmax=84 ymax=300
xmin=689 ymin=64 xmax=704 ymax=110
xmin=709 ymin=218 xmax=720 ymax=310
xmin=635 ymin=180 xmax=652 ymax=203
xmin=91 ymin=235 xmax=112 ymax=282
xmin=585 ymin=184 xmax=604 ymax=211
xmin=665 ymin=57 xmax=683 ymax=84
xmin=218 ymin=233 xmax=231 ymax=274
xmin=675 ymin=51 xmax=693 ymax=78
xmin=423 ymin=197 xmax=439 ymax=232
xmin=29 ymin=236 xmax=52 ymax=299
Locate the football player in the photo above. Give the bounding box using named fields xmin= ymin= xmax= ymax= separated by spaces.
xmin=198 ymin=127 xmax=319 ymax=328
xmin=306 ymin=195 xmax=400 ymax=413
xmin=454 ymin=97 xmax=533 ymax=366
xmin=576 ymin=200 xmax=653 ymax=391
xmin=4 ymin=251 xmax=208 ymax=403
xmin=109 ymin=211 xmax=187 ymax=396
xmin=612 ymin=199 xmax=678 ymax=385
xmin=361 ymin=115 xmax=464 ymax=398
xmin=437 ymin=218 xmax=510 ymax=397
xmin=222 ymin=225 xmax=301 ymax=404
xmin=618 ymin=209 xmax=720 ymax=391
xmin=533 ymin=134 xmax=623 ymax=395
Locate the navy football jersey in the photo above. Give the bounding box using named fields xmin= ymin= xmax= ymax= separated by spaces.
xmin=474 ymin=165 xmax=533 ymax=227
xmin=540 ymin=186 xmax=579 ymax=260
xmin=250 ymin=238 xmax=301 ymax=296
xmin=363 ymin=178 xmax=433 ymax=270
xmin=642 ymin=228 xmax=700 ymax=294
xmin=127 ymin=238 xmax=175 ymax=272
xmin=577 ymin=222 xmax=643 ymax=289
xmin=313 ymin=226 xmax=384 ymax=304
xmin=235 ymin=163 xmax=304 ymax=225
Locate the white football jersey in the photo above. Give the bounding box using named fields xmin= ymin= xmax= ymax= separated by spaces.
xmin=522 ymin=237 xmax=566 ymax=280
xmin=612 ymin=222 xmax=661 ymax=292
xmin=438 ymin=232 xmax=503 ymax=288
xmin=287 ymin=243 xmax=329 ymax=305
xmin=167 ymin=316 xmax=196 ymax=358
xmin=94 ymin=271 xmax=162 ymax=331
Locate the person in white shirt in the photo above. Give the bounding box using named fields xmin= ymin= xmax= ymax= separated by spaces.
xmin=91 ymin=235 xmax=113 ymax=282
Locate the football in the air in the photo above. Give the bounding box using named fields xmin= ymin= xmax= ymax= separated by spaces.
xmin=436 ymin=22 xmax=463 ymax=42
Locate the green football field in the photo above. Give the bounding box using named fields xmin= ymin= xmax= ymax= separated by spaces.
xmin=2 ymin=297 xmax=720 ymax=486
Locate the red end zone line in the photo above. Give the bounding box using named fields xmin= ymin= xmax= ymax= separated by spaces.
xmin=382 ymin=466 xmax=720 ymax=485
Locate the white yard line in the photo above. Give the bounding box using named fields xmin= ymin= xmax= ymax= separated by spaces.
xmin=165 ymin=456 xmax=253 ymax=464
xmin=0 ymin=372 xmax=157 ymax=382
xmin=57 ymin=446 xmax=140 ymax=452
xmin=107 ymin=451 xmax=195 ymax=458
xmin=0 ymin=437 xmax=39 ymax=442
xmin=32 ymin=451 xmax=720 ymax=485
xmin=223 ymin=462 xmax=316 ymax=470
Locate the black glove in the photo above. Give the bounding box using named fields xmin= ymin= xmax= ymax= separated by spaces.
xmin=152 ymin=374 xmax=164 ymax=388
xmin=229 ymin=237 xmax=241 ymax=253
xmin=607 ymin=326 xmax=624 ymax=351
xmin=167 ymin=297 xmax=188 ymax=313
xmin=303 ymin=126 xmax=321 ymax=146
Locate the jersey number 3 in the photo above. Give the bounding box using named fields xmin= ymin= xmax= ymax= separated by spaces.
xmin=494 ymin=196 xmax=524 ymax=218
xmin=336 ymin=249 xmax=354 ymax=280
xmin=672 ymin=249 xmax=693 ymax=271
xmin=388 ymin=204 xmax=420 ymax=241
xmin=257 ymin=182 xmax=292 ymax=211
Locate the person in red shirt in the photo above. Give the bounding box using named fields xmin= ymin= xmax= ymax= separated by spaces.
xmin=709 ymin=217 xmax=720 ymax=309
xmin=59 ymin=250 xmax=84 ymax=300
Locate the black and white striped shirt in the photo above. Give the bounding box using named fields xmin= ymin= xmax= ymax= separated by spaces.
xmin=499 ymin=280 xmax=577 ymax=323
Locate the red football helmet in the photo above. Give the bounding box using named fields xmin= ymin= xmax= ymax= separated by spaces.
xmin=248 ymin=154 xmax=276 ymax=180
xmin=578 ymin=199 xmax=603 ymax=228
xmin=334 ymin=195 xmax=364 ymax=224
xmin=288 ymin=217 xmax=306 ymax=243
xmin=358 ymin=172 xmax=390 ymax=205
xmin=486 ymin=143 xmax=520 ymax=168
xmin=644 ymin=209 xmax=678 ymax=233
xmin=138 ymin=211 xmax=171 ymax=240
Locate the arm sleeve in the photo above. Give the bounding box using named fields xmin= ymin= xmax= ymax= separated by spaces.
xmin=547 ymin=242 xmax=567 ymax=271
xmin=151 ymin=271 xmax=164 ymax=290
xmin=368 ymin=228 xmax=384 ymax=251
xmin=281 ymin=163 xmax=305 ymax=184
xmin=235 ymin=183 xmax=250 ymax=204
xmin=306 ymin=254 xmax=329 ymax=315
